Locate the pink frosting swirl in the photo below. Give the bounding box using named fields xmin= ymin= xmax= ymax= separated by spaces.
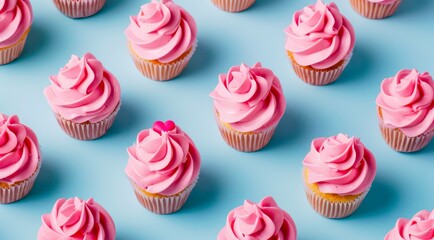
xmin=209 ymin=63 xmax=286 ymax=132
xmin=0 ymin=0 xmax=32 ymax=48
xmin=125 ymin=120 xmax=201 ymax=196
xmin=385 ymin=210 xmax=434 ymax=240
xmin=44 ymin=53 xmax=121 ymax=124
xmin=0 ymin=113 xmax=40 ymax=184
xmin=125 ymin=0 xmax=197 ymax=63
xmin=376 ymin=69 xmax=434 ymax=137
xmin=369 ymin=0 xmax=397 ymax=4
xmin=218 ymin=196 xmax=297 ymax=240
xmin=37 ymin=197 xmax=116 ymax=240
xmin=303 ymin=134 xmax=376 ymax=196
xmin=284 ymin=0 xmax=355 ymax=69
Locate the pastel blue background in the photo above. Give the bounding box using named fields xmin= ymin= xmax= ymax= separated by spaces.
xmin=0 ymin=0 xmax=433 ymax=239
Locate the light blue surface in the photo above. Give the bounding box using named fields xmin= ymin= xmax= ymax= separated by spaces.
xmin=0 ymin=0 xmax=433 ymax=239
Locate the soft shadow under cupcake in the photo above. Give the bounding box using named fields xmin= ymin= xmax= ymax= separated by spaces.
xmin=249 ymin=0 xmax=287 ymax=12
xmin=23 ymin=160 xmax=63 ymax=202
xmin=178 ymin=39 xmax=217 ymax=80
xmin=394 ymin=0 xmax=433 ymax=17
xmin=103 ymin=100 xmax=142 ymax=138
xmin=14 ymin=23 xmax=51 ymax=64
xmin=335 ymin=44 xmax=373 ymax=86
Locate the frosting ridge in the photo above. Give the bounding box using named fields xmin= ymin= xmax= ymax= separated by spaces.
xmin=0 ymin=0 xmax=32 ymax=48
xmin=385 ymin=210 xmax=434 ymax=240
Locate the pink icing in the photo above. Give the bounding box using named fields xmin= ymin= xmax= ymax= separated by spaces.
xmin=284 ymin=0 xmax=355 ymax=69
xmin=369 ymin=0 xmax=398 ymax=4
xmin=44 ymin=53 xmax=121 ymax=124
xmin=125 ymin=120 xmax=201 ymax=196
xmin=385 ymin=210 xmax=434 ymax=240
xmin=37 ymin=197 xmax=116 ymax=240
xmin=0 ymin=113 xmax=40 ymax=184
xmin=0 ymin=0 xmax=32 ymax=48
xmin=209 ymin=63 xmax=286 ymax=132
xmin=303 ymin=134 xmax=376 ymax=196
xmin=218 ymin=196 xmax=297 ymax=240
xmin=376 ymin=69 xmax=434 ymax=137
xmin=125 ymin=0 xmax=197 ymax=63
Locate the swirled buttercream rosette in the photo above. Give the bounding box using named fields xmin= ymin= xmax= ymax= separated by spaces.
xmin=384 ymin=209 xmax=434 ymax=240
xmin=349 ymin=0 xmax=401 ymax=19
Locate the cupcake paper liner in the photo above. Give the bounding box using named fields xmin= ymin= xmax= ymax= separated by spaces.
xmin=0 ymin=27 xmax=30 ymax=65
xmin=130 ymin=179 xmax=198 ymax=215
xmin=54 ymin=103 xmax=120 ymax=140
xmin=211 ymin=0 xmax=256 ymax=12
xmin=0 ymin=162 xmax=41 ymax=204
xmin=128 ymin=42 xmax=197 ymax=81
xmin=349 ymin=0 xmax=401 ymax=19
xmin=53 ymin=0 xmax=106 ymax=18
xmin=289 ymin=52 xmax=352 ymax=86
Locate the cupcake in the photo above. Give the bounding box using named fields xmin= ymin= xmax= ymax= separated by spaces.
xmin=385 ymin=209 xmax=434 ymax=240
xmin=52 ymin=0 xmax=106 ymax=18
xmin=376 ymin=69 xmax=434 ymax=152
xmin=209 ymin=62 xmax=286 ymax=152
xmin=44 ymin=53 xmax=121 ymax=140
xmin=218 ymin=196 xmax=297 ymax=240
xmin=125 ymin=120 xmax=201 ymax=214
xmin=37 ymin=197 xmax=116 ymax=240
xmin=284 ymin=0 xmax=355 ymax=86
xmin=0 ymin=0 xmax=32 ymax=65
xmin=302 ymin=134 xmax=376 ymax=218
xmin=350 ymin=0 xmax=401 ymax=19
xmin=0 ymin=113 xmax=41 ymax=204
xmin=211 ymin=0 xmax=256 ymax=12
xmin=125 ymin=0 xmax=197 ymax=81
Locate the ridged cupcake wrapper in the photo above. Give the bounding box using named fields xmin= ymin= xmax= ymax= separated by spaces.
xmin=130 ymin=179 xmax=198 ymax=215
xmin=0 ymin=28 xmax=30 ymax=65
xmin=211 ymin=0 xmax=256 ymax=12
xmin=53 ymin=0 xmax=106 ymax=18
xmin=378 ymin=119 xmax=433 ymax=152
xmin=214 ymin=112 xmax=277 ymax=152
xmin=54 ymin=103 xmax=120 ymax=140
xmin=0 ymin=162 xmax=41 ymax=204
xmin=128 ymin=42 xmax=197 ymax=81
xmin=304 ymin=183 xmax=370 ymax=218
xmin=290 ymin=52 xmax=352 ymax=86
xmin=349 ymin=0 xmax=401 ymax=19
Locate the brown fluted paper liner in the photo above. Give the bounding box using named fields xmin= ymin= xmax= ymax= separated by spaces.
xmin=349 ymin=0 xmax=401 ymax=19
xmin=55 ymin=103 xmax=120 ymax=140
xmin=211 ymin=0 xmax=256 ymax=12
xmin=0 ymin=27 xmax=30 ymax=65
xmin=53 ymin=0 xmax=106 ymax=18
xmin=0 ymin=162 xmax=41 ymax=204
xmin=128 ymin=42 xmax=197 ymax=81
xmin=130 ymin=179 xmax=197 ymax=215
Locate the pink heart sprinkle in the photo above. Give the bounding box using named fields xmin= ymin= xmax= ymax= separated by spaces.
xmin=152 ymin=120 xmax=176 ymax=133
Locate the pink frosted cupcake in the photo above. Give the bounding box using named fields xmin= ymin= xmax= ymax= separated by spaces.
xmin=218 ymin=196 xmax=297 ymax=240
xmin=376 ymin=69 xmax=434 ymax=152
xmin=37 ymin=197 xmax=116 ymax=240
xmin=209 ymin=62 xmax=286 ymax=152
xmin=0 ymin=113 xmax=41 ymax=204
xmin=284 ymin=0 xmax=355 ymax=86
xmin=125 ymin=120 xmax=201 ymax=214
xmin=125 ymin=0 xmax=197 ymax=81
xmin=0 ymin=0 xmax=32 ymax=65
xmin=350 ymin=0 xmax=401 ymax=19
xmin=385 ymin=209 xmax=434 ymax=240
xmin=211 ymin=0 xmax=256 ymax=12
xmin=303 ymin=134 xmax=376 ymax=218
xmin=44 ymin=53 xmax=121 ymax=140
xmin=52 ymin=0 xmax=106 ymax=18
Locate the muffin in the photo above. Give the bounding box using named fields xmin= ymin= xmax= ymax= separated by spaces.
xmin=350 ymin=0 xmax=401 ymax=19
xmin=385 ymin=209 xmax=434 ymax=240
xmin=38 ymin=197 xmax=116 ymax=240
xmin=44 ymin=53 xmax=121 ymax=140
xmin=0 ymin=113 xmax=41 ymax=204
xmin=52 ymin=0 xmax=106 ymax=18
xmin=284 ymin=0 xmax=355 ymax=86
xmin=125 ymin=0 xmax=197 ymax=81
xmin=125 ymin=120 xmax=201 ymax=214
xmin=376 ymin=69 xmax=434 ymax=152
xmin=0 ymin=0 xmax=32 ymax=65
xmin=209 ymin=62 xmax=286 ymax=152
xmin=218 ymin=196 xmax=297 ymax=240
xmin=211 ymin=0 xmax=256 ymax=12
xmin=302 ymin=134 xmax=376 ymax=218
